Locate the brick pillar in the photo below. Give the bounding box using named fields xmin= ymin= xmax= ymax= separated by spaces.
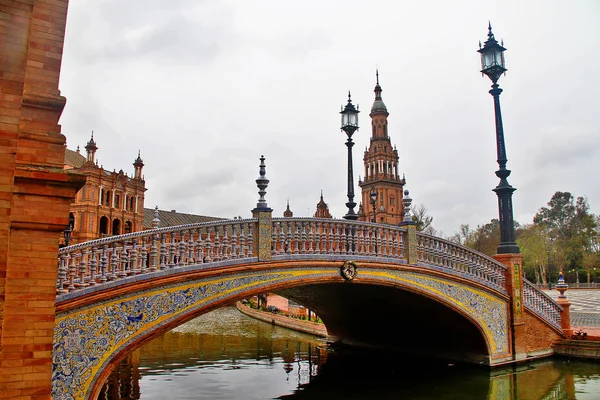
xmin=555 ymin=273 xmax=573 ymax=337
xmin=494 ymin=253 xmax=525 ymax=360
xmin=0 ymin=1 xmax=84 ymax=397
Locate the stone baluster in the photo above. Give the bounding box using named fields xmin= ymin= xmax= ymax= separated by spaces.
xmin=205 ymin=229 xmax=213 ymax=263
xmin=140 ymin=237 xmax=148 ymax=273
xmin=167 ymin=233 xmax=176 ymax=268
xmin=88 ymin=247 xmax=98 ymax=286
xmin=150 ymin=234 xmax=158 ymax=272
xmin=177 ymin=232 xmax=186 ymax=266
xmin=238 ymin=225 xmax=246 ymax=258
xmin=119 ymin=243 xmax=128 ymax=278
xmin=108 ymin=243 xmax=119 ymax=280
xmin=299 ymin=222 xmax=306 ymax=254
xmin=223 ymin=228 xmax=231 ymax=261
xmin=57 ymin=253 xmax=68 ymax=294
xmin=100 ymin=244 xmax=109 ymax=283
xmin=78 ymin=249 xmax=89 ymax=287
xmin=333 ymin=223 xmax=341 ymax=255
xmin=315 ymin=221 xmax=322 ymax=254
xmin=188 ymin=230 xmax=196 ymax=264
xmin=214 ymin=229 xmax=222 ymax=262
xmin=308 ymin=222 xmax=315 ymax=254
xmin=67 ymin=253 xmax=77 ymax=292
xmin=271 ymin=222 xmax=279 ymax=256
xmin=130 ymin=238 xmax=139 ymax=275
xmin=159 ymin=233 xmax=167 ymax=270
xmin=231 ymin=225 xmax=238 ymax=259
xmin=246 ymin=223 xmax=253 ymax=258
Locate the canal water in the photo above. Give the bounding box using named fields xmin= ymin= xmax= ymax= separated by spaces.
xmin=100 ymin=306 xmax=600 ymax=399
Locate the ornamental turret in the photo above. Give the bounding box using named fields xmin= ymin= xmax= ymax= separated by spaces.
xmin=133 ymin=150 xmax=144 ymax=180
xmin=85 ymin=131 xmax=97 ymax=164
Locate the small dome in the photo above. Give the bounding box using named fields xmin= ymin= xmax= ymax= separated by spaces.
xmin=371 ymin=99 xmax=388 ymax=113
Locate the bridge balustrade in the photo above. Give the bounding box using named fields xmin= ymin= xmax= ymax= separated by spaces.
xmin=57 ymin=219 xmax=256 ymax=294
xmin=270 ymin=218 xmax=406 ymax=259
xmin=522 ymin=280 xmax=562 ymax=330
xmin=416 ymin=233 xmax=507 ymax=293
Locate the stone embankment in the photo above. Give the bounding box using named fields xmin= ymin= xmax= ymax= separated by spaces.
xmin=236 ymin=302 xmax=328 ymax=338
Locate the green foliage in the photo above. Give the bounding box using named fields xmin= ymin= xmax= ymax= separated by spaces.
xmin=517 ymin=224 xmax=551 ymax=284
xmin=533 ymin=191 xmax=598 ymax=275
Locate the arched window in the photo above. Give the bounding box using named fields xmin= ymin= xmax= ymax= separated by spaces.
xmin=112 ymin=219 xmax=121 ymax=235
xmin=99 ymin=216 xmax=109 ymax=235
xmin=124 ymin=220 xmax=133 ymax=234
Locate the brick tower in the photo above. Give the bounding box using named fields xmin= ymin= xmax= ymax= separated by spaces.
xmin=358 ymin=71 xmax=406 ymax=224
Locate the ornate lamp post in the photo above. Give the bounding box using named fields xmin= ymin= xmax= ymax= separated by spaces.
xmin=340 ymin=92 xmax=359 ymax=220
xmin=370 ymin=187 xmax=378 ymax=223
xmin=478 ymin=23 xmax=519 ymax=254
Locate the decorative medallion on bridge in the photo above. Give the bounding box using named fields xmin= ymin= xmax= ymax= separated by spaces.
xmin=341 ymin=260 xmax=358 ymax=280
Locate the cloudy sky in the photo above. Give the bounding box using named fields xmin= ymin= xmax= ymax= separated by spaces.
xmin=59 ymin=0 xmax=600 ymax=237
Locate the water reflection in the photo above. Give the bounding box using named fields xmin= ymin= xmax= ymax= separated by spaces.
xmin=100 ymin=307 xmax=600 ymax=400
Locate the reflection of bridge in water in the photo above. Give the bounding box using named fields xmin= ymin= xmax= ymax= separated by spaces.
xmin=53 ymin=164 xmax=569 ymax=398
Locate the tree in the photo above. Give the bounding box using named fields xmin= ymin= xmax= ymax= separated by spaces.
xmin=533 ymin=191 xmax=597 ymax=274
xmin=517 ymin=224 xmax=551 ymax=284
xmin=412 ymin=203 xmax=434 ymax=234
xmin=463 ymin=219 xmax=501 ymax=257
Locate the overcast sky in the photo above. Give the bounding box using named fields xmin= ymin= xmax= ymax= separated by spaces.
xmin=59 ymin=0 xmax=600 ymax=237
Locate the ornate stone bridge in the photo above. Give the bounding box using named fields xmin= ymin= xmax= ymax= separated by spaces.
xmin=54 ymin=216 xmax=567 ymax=399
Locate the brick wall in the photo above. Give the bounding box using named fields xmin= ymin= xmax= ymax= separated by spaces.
xmin=0 ymin=1 xmax=84 ymax=397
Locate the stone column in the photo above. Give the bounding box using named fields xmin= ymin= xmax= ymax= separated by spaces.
xmin=0 ymin=1 xmax=85 ymax=397
xmin=251 ymin=156 xmax=272 ymax=261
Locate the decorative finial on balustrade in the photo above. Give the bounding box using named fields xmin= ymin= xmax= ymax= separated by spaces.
xmin=255 ymin=155 xmax=270 ymax=209
xmin=152 ymin=206 xmax=160 ymax=228
xmin=556 ymin=270 xmax=568 ymax=299
xmin=402 ymin=189 xmax=413 ymax=222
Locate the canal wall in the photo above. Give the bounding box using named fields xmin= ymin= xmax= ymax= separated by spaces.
xmin=236 ymin=302 xmax=328 ymax=338
xmin=553 ymin=340 xmax=600 ymax=360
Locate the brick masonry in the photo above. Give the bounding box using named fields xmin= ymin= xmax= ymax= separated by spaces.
xmin=0 ymin=1 xmax=84 ymax=398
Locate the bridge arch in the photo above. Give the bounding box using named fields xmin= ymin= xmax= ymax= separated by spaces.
xmin=54 ymin=260 xmax=510 ymax=399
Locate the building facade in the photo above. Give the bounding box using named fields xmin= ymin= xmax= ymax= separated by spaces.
xmin=63 ymin=134 xmax=147 ymax=244
xmin=358 ymin=72 xmax=407 ymax=224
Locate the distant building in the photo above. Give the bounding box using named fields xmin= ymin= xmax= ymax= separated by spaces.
xmin=314 ymin=191 xmax=333 ymax=218
xmin=358 ymin=72 xmax=407 ymax=224
xmin=63 ymin=133 xmax=147 ymax=244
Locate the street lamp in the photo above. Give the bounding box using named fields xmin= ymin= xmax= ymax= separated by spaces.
xmin=340 ymin=91 xmax=359 ymax=220
xmin=369 ymin=187 xmax=378 ymax=223
xmin=63 ymin=225 xmax=72 ymax=247
xmin=478 ymin=23 xmax=519 ymax=254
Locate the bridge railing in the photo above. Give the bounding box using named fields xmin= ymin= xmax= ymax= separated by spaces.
xmin=270 ymin=218 xmax=407 ymax=259
xmin=57 ymin=219 xmax=257 ymax=294
xmin=416 ymin=233 xmax=507 ymax=293
xmin=522 ymin=279 xmax=562 ymax=330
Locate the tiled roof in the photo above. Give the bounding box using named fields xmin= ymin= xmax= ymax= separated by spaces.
xmin=64 ymin=148 xmax=86 ymax=168
xmin=143 ymin=208 xmax=225 ymax=229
